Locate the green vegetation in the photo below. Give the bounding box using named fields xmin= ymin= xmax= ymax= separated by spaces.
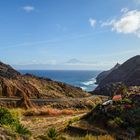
xmin=108 ymin=117 xmax=124 ymax=128
xmin=39 ymin=128 xmax=66 ymax=140
xmin=9 ymin=108 xmax=24 ymax=120
xmin=0 ymin=107 xmax=31 ymax=137
xmin=47 ymin=128 xmax=59 ymax=139
xmin=121 ymin=98 xmax=132 ymax=104
xmin=86 ymin=94 xmax=140 ymax=138
xmin=119 ymin=84 xmax=128 ymax=95
xmin=14 ymin=123 xmax=31 ymax=136
xmin=67 ymin=116 xmax=80 ymax=126
xmin=0 ymin=107 xmax=18 ymax=125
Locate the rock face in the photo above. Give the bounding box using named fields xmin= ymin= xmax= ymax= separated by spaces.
xmin=94 ymin=55 xmax=140 ymax=95
xmin=96 ymin=63 xmax=120 ymax=85
xmin=0 ymin=61 xmax=20 ymax=79
xmin=0 ymin=61 xmax=89 ymax=108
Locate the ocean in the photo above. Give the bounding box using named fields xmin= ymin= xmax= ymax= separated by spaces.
xmin=19 ymin=70 xmax=101 ymax=92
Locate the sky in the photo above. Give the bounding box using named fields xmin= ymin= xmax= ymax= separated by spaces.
xmin=0 ymin=0 xmax=140 ymax=70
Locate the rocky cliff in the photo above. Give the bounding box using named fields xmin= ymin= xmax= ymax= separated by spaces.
xmin=94 ymin=55 xmax=140 ymax=95
xmin=96 ymin=63 xmax=120 ymax=85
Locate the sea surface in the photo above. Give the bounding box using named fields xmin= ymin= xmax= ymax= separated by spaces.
xmin=19 ymin=70 xmax=101 ymax=92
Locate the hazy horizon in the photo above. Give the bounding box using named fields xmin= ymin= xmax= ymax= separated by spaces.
xmin=12 ymin=58 xmax=117 ymax=70
xmin=0 ymin=0 xmax=140 ymax=70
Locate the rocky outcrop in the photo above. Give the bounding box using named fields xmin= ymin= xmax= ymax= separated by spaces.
xmin=0 ymin=61 xmax=90 ymax=108
xmin=0 ymin=61 xmax=20 ymax=79
xmin=96 ymin=63 xmax=120 ymax=85
xmin=94 ymin=55 xmax=140 ymax=96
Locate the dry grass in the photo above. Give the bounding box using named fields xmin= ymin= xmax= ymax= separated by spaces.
xmin=23 ymin=107 xmax=82 ymax=116
xmin=66 ymin=134 xmax=115 ymax=140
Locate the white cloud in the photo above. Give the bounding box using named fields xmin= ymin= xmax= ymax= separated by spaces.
xmin=102 ymin=10 xmax=140 ymax=37
xmin=121 ymin=8 xmax=129 ymax=13
xmin=23 ymin=6 xmax=35 ymax=12
xmin=101 ymin=19 xmax=116 ymax=27
xmin=89 ymin=18 xmax=96 ymax=27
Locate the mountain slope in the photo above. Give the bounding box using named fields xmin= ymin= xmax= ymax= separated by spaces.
xmin=79 ymin=93 xmax=140 ymax=139
xmin=0 ymin=61 xmax=20 ymax=79
xmin=96 ymin=55 xmax=140 ymax=89
xmin=0 ymin=61 xmax=90 ymax=108
xmin=96 ymin=63 xmax=120 ymax=85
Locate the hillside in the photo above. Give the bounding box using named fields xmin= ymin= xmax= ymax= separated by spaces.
xmin=0 ymin=61 xmax=90 ymax=108
xmin=0 ymin=61 xmax=20 ymax=78
xmin=96 ymin=63 xmax=120 ymax=85
xmin=98 ymin=55 xmax=140 ymax=87
xmin=94 ymin=55 xmax=140 ymax=95
xmin=69 ymin=92 xmax=140 ymax=139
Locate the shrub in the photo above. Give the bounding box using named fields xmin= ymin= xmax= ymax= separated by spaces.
xmin=47 ymin=128 xmax=59 ymax=139
xmin=108 ymin=117 xmax=124 ymax=128
xmin=39 ymin=128 xmax=60 ymax=140
xmin=15 ymin=123 xmax=31 ymax=136
xmin=114 ymin=117 xmax=123 ymax=124
xmin=68 ymin=116 xmax=80 ymax=126
xmin=118 ymin=84 xmax=128 ymax=95
xmin=10 ymin=108 xmax=24 ymax=120
xmin=108 ymin=120 xmax=118 ymax=128
xmin=121 ymin=98 xmax=132 ymax=104
xmin=0 ymin=107 xmax=17 ymax=125
xmin=24 ymin=108 xmax=76 ymax=116
xmin=0 ymin=107 xmax=31 ymax=137
xmin=23 ymin=108 xmax=39 ymax=116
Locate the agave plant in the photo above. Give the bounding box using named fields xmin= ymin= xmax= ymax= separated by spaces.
xmin=47 ymin=128 xmax=59 ymax=140
xmin=15 ymin=123 xmax=31 ymax=136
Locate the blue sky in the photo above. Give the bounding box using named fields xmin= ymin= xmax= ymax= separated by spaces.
xmin=0 ymin=0 xmax=140 ymax=70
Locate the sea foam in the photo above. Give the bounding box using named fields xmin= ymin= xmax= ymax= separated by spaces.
xmin=82 ymin=78 xmax=96 ymax=86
